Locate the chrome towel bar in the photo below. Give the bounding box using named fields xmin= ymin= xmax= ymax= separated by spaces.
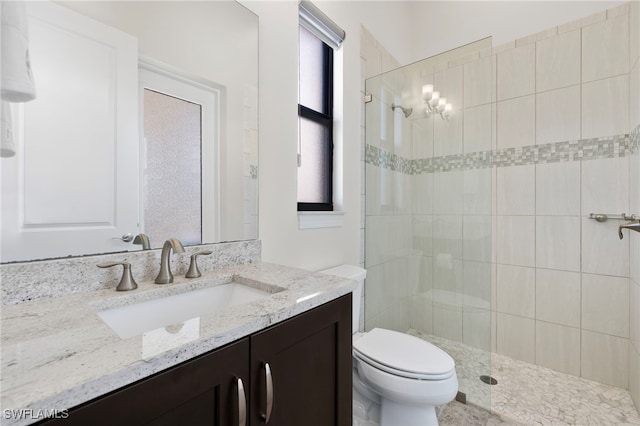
xmin=588 ymin=213 xmax=638 ymax=223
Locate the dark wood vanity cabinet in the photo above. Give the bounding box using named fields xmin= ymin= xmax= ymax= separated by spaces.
xmin=40 ymin=294 xmax=352 ymax=426
xmin=40 ymin=337 xmax=251 ymax=426
xmin=250 ymin=293 xmax=352 ymax=425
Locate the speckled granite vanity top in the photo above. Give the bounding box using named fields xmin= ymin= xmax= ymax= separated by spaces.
xmin=0 ymin=262 xmax=355 ymax=424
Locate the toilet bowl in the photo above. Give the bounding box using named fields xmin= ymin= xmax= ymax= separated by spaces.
xmin=320 ymin=265 xmax=459 ymax=426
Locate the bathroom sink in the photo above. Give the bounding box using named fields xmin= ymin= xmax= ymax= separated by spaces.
xmin=97 ymin=282 xmax=271 ymax=339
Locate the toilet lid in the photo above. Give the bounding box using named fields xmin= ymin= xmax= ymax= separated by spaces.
xmin=353 ymin=328 xmax=455 ymax=380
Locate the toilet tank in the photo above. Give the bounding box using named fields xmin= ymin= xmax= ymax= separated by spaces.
xmin=319 ymin=265 xmax=366 ymax=334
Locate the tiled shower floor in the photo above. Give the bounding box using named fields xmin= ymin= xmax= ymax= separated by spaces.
xmin=410 ymin=330 xmax=640 ymax=425
xmin=353 ymin=329 xmax=640 ymax=425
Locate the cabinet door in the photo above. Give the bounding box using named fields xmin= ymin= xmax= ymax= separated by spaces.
xmin=41 ymin=338 xmax=250 ymax=425
xmin=249 ymin=294 xmax=352 ymax=426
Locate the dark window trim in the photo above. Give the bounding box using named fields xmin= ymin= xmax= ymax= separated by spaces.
xmin=297 ymin=104 xmax=333 ymax=212
xmin=298 ymin=30 xmax=334 ymax=212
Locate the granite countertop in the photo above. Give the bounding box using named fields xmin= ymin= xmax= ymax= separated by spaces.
xmin=0 ymin=262 xmax=356 ymax=425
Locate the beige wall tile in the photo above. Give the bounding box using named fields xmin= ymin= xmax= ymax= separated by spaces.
xmin=536 ymin=30 xmax=580 ymax=92
xmin=463 ymin=103 xmax=494 ymax=153
xmin=497 ymin=215 xmax=535 ymax=267
xmin=497 ymin=264 xmax=535 ymax=318
xmin=463 ymin=260 xmax=492 ymax=308
xmin=497 ymin=313 xmax=536 ymax=364
xmin=536 ymin=216 xmax=581 ymax=272
xmin=631 ymin=62 xmax=640 ymax=129
xmin=433 ymin=301 xmax=463 ymax=342
xmin=497 ymin=95 xmax=535 ymax=148
xmin=631 ymin=280 xmax=640 ymax=350
xmin=631 ymin=0 xmax=640 ymax=70
xmin=536 ymin=161 xmax=581 ymax=216
xmin=434 ymin=171 xmax=463 ymax=214
xmin=464 ymin=55 xmax=495 ymax=108
xmin=536 ymin=321 xmax=581 ymax=376
xmin=434 ymin=215 xmax=463 ymax=260
xmin=536 ymin=269 xmax=581 ymax=328
xmin=558 ymin=10 xmax=606 ymax=34
xmin=463 ymin=168 xmax=492 ymax=215
xmin=582 ymin=75 xmax=630 ymax=139
xmin=582 ymin=14 xmax=629 ymax=82
xmin=463 ymin=307 xmax=492 ymax=351
xmin=410 ymin=292 xmax=433 ymax=334
xmin=536 ymin=85 xmax=581 ymax=145
xmin=582 ymin=156 xmax=630 ymax=215
xmin=497 ymin=165 xmax=535 ymax=215
xmin=582 ymin=330 xmax=629 ymax=388
xmin=630 ymin=344 xmax=640 ymax=413
xmin=462 ymin=216 xmax=492 ymax=263
xmin=497 ymin=43 xmax=535 ymax=100
xmin=582 ymin=273 xmax=630 ymax=338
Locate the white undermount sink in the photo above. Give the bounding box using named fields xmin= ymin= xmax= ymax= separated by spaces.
xmin=97 ymin=282 xmax=272 ymax=339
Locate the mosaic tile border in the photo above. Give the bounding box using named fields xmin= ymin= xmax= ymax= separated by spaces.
xmin=366 ymin=125 xmax=639 ymax=175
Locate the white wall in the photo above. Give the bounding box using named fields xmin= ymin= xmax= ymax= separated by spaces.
xmin=410 ymin=1 xmax=625 ymax=61
xmin=243 ymin=1 xmax=413 ymax=271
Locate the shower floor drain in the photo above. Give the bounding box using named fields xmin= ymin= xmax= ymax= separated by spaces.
xmin=479 ymin=375 xmax=498 ymax=385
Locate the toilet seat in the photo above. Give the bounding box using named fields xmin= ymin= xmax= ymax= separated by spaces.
xmin=353 ymin=328 xmax=455 ymax=380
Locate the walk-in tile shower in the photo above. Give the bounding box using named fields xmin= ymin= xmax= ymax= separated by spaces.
xmin=363 ymin=1 xmax=640 ymax=422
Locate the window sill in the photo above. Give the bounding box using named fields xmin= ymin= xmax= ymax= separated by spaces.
xmin=298 ymin=211 xmax=345 ymax=230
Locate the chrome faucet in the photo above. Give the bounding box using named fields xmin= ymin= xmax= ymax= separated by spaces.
xmin=133 ymin=233 xmax=151 ymax=250
xmin=155 ymin=238 xmax=185 ymax=284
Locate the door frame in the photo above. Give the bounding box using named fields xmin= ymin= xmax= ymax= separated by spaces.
xmin=138 ymin=57 xmax=222 ymax=244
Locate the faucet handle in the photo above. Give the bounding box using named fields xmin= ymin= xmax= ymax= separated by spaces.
xmin=97 ymin=262 xmax=138 ymax=291
xmin=185 ymin=251 xmax=213 ymax=278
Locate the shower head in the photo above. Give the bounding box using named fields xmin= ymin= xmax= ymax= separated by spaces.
xmin=391 ymin=103 xmax=413 ymax=118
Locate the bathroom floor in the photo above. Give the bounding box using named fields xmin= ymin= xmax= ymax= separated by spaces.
xmin=409 ymin=330 xmax=640 ymax=425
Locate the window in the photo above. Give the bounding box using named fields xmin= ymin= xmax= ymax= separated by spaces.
xmin=298 ymin=26 xmax=333 ymax=211
xmin=297 ymin=0 xmax=345 ymax=212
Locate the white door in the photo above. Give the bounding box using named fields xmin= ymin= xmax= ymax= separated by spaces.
xmin=0 ymin=1 xmax=139 ymax=262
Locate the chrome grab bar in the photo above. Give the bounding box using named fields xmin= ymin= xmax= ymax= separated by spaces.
xmin=589 ymin=213 xmax=638 ymax=222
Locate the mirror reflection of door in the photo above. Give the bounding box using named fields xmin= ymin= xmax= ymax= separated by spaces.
xmin=139 ymin=63 xmax=219 ymax=249
xmin=0 ymin=1 xmax=139 ymax=262
xmin=142 ymin=89 xmax=202 ymax=246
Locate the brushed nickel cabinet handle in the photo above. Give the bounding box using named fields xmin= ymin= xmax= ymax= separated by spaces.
xmin=237 ymin=377 xmax=246 ymax=426
xmin=261 ymin=362 xmax=273 ymax=423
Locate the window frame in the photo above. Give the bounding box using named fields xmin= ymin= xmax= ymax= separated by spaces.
xmin=297 ymin=26 xmax=334 ymax=212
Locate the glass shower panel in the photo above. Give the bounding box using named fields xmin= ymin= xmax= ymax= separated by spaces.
xmin=364 ymin=38 xmax=493 ymax=411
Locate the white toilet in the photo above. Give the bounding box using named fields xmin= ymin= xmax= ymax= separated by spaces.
xmin=320 ymin=265 xmax=458 ymax=426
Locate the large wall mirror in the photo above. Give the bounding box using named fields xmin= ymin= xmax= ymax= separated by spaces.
xmin=0 ymin=0 xmax=258 ymax=262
